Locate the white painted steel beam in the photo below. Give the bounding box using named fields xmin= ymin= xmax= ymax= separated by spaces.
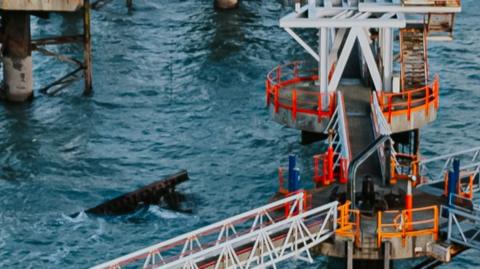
xmin=308 ymin=0 xmax=316 ymax=18
xmin=320 ymin=27 xmax=329 ymax=96
xmin=92 ymin=195 xmax=339 ymax=269
xmin=356 ymin=27 xmax=383 ymax=91
xmin=328 ymin=28 xmax=357 ymax=92
xmin=285 ymin=28 xmax=320 ymax=62
xmin=328 ymin=28 xmax=347 ymax=67
xmin=382 ymin=28 xmax=393 ymax=91
xmin=280 ymin=17 xmax=406 ymax=28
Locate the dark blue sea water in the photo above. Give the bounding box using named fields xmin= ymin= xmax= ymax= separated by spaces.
xmin=0 ymin=1 xmax=479 ymax=268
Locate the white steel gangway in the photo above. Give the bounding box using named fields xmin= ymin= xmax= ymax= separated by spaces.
xmin=91 ymin=193 xmax=339 ymax=269
xmin=439 ymin=193 xmax=480 ymax=253
xmin=418 ymin=146 xmax=480 ymax=192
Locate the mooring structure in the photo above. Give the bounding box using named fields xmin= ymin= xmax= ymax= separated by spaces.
xmin=92 ymin=1 xmax=480 ymax=269
xmin=0 ymin=0 xmax=91 ymax=101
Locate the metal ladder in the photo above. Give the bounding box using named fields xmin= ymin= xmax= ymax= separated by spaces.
xmin=400 ymin=26 xmax=429 ymax=90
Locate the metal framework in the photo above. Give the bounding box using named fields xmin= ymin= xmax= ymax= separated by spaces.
xmin=0 ymin=1 xmax=93 ymax=96
xmin=443 ymin=203 xmax=480 ymax=251
xmin=418 ymin=146 xmax=480 ymax=188
xmin=92 ymin=193 xmax=339 ymax=269
xmin=325 ymin=91 xmax=352 ymax=167
xmin=280 ymin=0 xmax=461 ymax=96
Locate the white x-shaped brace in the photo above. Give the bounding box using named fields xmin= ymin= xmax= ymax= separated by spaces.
xmin=284 ymin=26 xmax=385 ymax=92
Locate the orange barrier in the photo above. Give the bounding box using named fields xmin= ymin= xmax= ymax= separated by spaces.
xmin=390 ymin=153 xmax=419 ymax=185
xmin=266 ymin=62 xmax=336 ymax=122
xmin=443 ymin=171 xmax=475 ymax=200
xmin=377 ymin=206 xmax=438 ymax=248
xmin=458 ymin=174 xmax=474 ymax=200
xmin=337 ymin=201 xmax=361 ymax=247
xmin=377 ymin=76 xmax=439 ymax=124
xmin=313 ymin=153 xmax=348 ymax=186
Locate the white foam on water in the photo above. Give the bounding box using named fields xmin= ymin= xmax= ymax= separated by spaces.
xmin=148 ymin=205 xmax=187 ymax=219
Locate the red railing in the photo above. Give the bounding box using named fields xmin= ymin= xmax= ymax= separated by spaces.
xmin=377 ymin=76 xmax=440 ymax=123
xmin=266 ymin=62 xmax=336 ymax=122
xmin=313 ymin=151 xmax=348 ymax=186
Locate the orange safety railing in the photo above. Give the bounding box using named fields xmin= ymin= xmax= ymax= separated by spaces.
xmin=377 ymin=76 xmax=440 ymax=124
xmin=443 ymin=171 xmax=475 ymax=200
xmin=377 ymin=206 xmax=438 ymax=248
xmin=313 ymin=152 xmax=348 ymax=186
xmin=390 ymin=153 xmax=419 ymax=185
xmin=458 ymin=174 xmax=475 ymax=200
xmin=337 ymin=201 xmax=361 ymax=247
xmin=266 ymin=62 xmax=336 ymax=122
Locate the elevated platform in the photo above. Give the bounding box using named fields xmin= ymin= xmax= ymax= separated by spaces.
xmin=377 ymin=77 xmax=440 ymax=133
xmin=0 ymin=0 xmax=84 ymax=12
xmin=266 ymin=62 xmax=335 ymax=133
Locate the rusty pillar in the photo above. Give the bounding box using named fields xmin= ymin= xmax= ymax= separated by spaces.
xmin=83 ymin=0 xmax=93 ymax=95
xmin=1 ymin=12 xmax=33 ymax=102
xmin=214 ymin=0 xmax=239 ymax=9
xmin=126 ymin=0 xmax=133 ymax=9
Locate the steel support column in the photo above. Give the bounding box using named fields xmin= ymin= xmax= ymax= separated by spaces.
xmin=320 ymin=27 xmax=329 ymax=110
xmin=1 ymin=12 xmax=33 ymax=102
xmin=83 ymin=0 xmax=93 ymax=95
xmin=383 ymin=28 xmax=393 ymax=92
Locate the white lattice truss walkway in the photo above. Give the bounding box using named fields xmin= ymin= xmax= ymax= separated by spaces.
xmin=92 ymin=193 xmax=339 ymax=269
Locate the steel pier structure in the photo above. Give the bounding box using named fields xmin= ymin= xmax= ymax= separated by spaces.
xmin=0 ymin=0 xmax=134 ymax=102
xmin=0 ymin=0 xmax=92 ymax=100
xmin=93 ymin=1 xmax=480 ymax=269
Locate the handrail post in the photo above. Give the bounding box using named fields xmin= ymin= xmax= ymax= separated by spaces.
xmin=433 ymin=206 xmax=439 ymax=240
xmin=377 ymin=211 xmax=382 ymax=248
xmin=435 ymin=76 xmax=440 ymax=109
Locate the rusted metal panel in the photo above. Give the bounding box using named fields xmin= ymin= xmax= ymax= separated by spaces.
xmin=85 ymin=170 xmax=190 ymax=215
xmin=0 ymin=0 xmax=84 ymax=12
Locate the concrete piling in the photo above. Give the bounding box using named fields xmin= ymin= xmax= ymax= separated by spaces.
xmin=214 ymin=0 xmax=239 ymax=9
xmin=1 ymin=12 xmax=33 ymax=102
xmin=83 ymin=0 xmax=93 ymax=95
